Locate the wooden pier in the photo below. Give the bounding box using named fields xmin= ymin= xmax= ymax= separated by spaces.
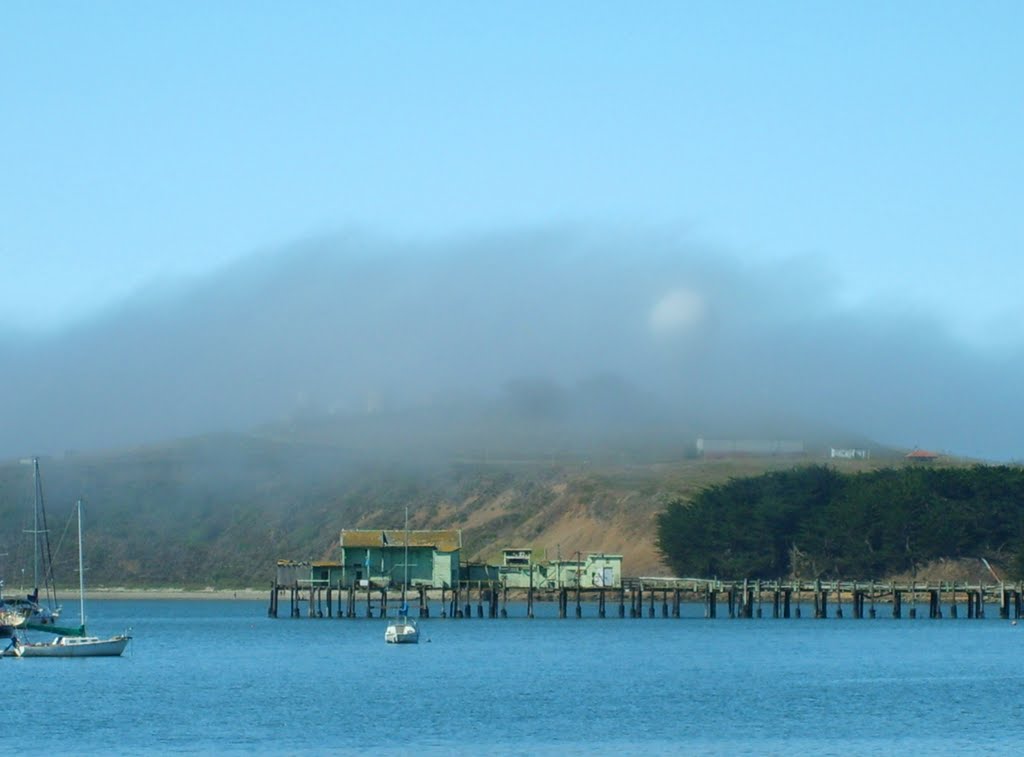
xmin=267 ymin=577 xmax=1024 ymax=621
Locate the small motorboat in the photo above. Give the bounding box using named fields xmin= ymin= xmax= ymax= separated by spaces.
xmin=384 ymin=616 xmax=419 ymax=644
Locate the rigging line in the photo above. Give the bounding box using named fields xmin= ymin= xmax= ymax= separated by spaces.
xmin=51 ymin=503 xmax=78 ymax=569
xmin=36 ymin=463 xmax=59 ymax=596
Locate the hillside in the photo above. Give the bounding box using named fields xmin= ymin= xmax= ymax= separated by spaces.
xmin=0 ymin=419 xmax=907 ymax=590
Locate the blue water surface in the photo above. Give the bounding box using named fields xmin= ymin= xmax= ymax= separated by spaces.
xmin=4 ymin=599 xmax=1023 ymax=755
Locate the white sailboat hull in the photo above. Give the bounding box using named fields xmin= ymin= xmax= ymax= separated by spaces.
xmin=4 ymin=634 xmax=131 ymax=658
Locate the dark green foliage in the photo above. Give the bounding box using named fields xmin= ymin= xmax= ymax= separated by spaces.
xmin=657 ymin=465 xmax=1024 ymax=580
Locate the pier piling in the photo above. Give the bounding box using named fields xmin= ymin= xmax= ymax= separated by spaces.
xmin=269 ymin=576 xmax=1024 ymax=625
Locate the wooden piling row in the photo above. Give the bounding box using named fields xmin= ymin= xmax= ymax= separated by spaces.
xmin=269 ymin=578 xmax=1024 ymax=621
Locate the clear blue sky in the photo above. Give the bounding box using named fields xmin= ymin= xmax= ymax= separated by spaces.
xmin=2 ymin=3 xmax=1022 ymax=348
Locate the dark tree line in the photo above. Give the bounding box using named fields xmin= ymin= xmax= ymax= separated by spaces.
xmin=656 ymin=465 xmax=1024 ymax=580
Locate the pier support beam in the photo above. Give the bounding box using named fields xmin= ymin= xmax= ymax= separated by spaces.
xmin=740 ymin=580 xmax=753 ymax=619
xmin=814 ymin=582 xmax=827 ymax=619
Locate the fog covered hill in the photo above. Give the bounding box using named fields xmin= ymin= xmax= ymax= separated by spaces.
xmin=0 ymin=228 xmax=1013 ymax=585
xmin=0 ymin=402 xmax=886 ymax=589
xmin=1 ymin=229 xmax=1018 ymax=462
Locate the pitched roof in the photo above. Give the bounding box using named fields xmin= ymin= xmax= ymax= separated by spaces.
xmin=340 ymin=529 xmax=462 ymax=552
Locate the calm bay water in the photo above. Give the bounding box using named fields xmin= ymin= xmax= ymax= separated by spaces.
xmin=5 ymin=599 xmax=1024 ymax=755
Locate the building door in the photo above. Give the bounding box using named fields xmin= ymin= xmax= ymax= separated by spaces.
xmin=603 ymin=567 xmax=614 ymax=587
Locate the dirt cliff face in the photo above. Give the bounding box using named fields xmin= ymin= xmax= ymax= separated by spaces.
xmin=461 ymin=480 xmax=671 ymax=576
xmin=306 ymin=447 xmax=904 ymax=582
xmin=399 ymin=457 xmax=845 ymax=577
xmin=376 ymin=463 xmax=673 ymax=576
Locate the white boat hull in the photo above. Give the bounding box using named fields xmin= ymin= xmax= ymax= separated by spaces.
xmin=3 ymin=634 xmax=131 ymax=658
xmin=0 ymin=609 xmax=27 ymax=628
xmin=384 ymin=620 xmax=419 ymax=644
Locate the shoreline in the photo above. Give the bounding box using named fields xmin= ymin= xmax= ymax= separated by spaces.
xmin=46 ymin=588 xmax=267 ymax=601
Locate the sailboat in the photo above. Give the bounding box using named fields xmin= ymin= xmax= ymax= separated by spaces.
xmin=0 ymin=458 xmax=75 ymax=634
xmin=3 ymin=500 xmax=131 ymax=658
xmin=384 ymin=507 xmax=419 ymax=644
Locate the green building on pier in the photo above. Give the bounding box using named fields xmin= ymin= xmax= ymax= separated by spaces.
xmin=337 ymin=528 xmax=462 ymax=589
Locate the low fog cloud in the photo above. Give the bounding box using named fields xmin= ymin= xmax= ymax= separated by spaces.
xmin=1 ymin=228 xmax=1020 ymax=461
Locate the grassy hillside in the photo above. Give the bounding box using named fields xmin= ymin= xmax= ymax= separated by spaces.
xmin=0 ymin=424 xmax=913 ymax=589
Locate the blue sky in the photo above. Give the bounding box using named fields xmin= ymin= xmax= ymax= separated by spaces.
xmin=2 ymin=3 xmax=1021 ymax=340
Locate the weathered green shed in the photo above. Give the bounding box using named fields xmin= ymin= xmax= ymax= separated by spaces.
xmin=550 ymin=553 xmax=623 ymax=589
xmin=339 ymin=529 xmax=462 ymax=588
xmin=498 ymin=552 xmax=623 ymax=589
xmin=275 ymin=559 xmax=346 ymax=589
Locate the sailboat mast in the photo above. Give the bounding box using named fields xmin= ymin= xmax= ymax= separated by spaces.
xmin=403 ymin=507 xmax=409 ymax=611
xmin=78 ymin=500 xmax=86 ymax=628
xmin=32 ymin=458 xmax=40 ymax=591
xmin=37 ymin=460 xmax=58 ymax=607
